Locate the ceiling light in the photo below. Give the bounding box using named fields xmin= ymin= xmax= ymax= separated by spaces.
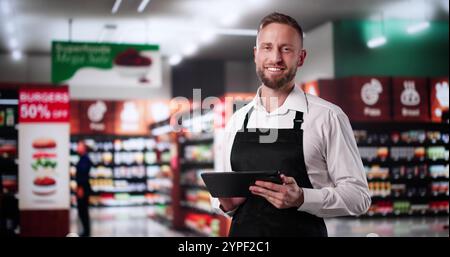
xmin=169 ymin=55 xmax=182 ymax=66
xmin=12 ymin=50 xmax=22 ymax=61
xmin=367 ymin=36 xmax=387 ymax=48
xmin=137 ymin=0 xmax=151 ymax=13
xmin=182 ymin=44 xmax=198 ymax=56
xmin=112 ymin=0 xmax=122 ymax=14
xmin=406 ymin=21 xmax=430 ymax=34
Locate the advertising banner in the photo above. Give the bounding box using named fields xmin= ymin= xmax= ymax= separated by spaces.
xmin=340 ymin=77 xmax=391 ymax=122
xmin=18 ymin=87 xmax=70 ymax=210
xmin=392 ymin=77 xmax=430 ymax=121
xmin=52 ymin=41 xmax=162 ymax=88
xmin=430 ymin=78 xmax=449 ymax=123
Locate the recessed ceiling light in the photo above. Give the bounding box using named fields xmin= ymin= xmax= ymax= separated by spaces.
xmin=138 ymin=0 xmax=151 ymax=13
xmin=169 ymin=55 xmax=182 ymax=66
xmin=406 ymin=21 xmax=430 ymax=34
xmin=112 ymin=0 xmax=122 ymax=14
xmin=367 ymin=36 xmax=387 ymax=48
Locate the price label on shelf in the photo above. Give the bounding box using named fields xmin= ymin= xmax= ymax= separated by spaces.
xmin=19 ymin=88 xmax=69 ymax=123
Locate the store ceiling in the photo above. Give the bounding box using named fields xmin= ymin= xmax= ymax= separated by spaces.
xmin=0 ymin=0 xmax=449 ymax=61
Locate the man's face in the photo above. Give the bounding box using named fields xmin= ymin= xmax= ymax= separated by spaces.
xmin=254 ymin=23 xmax=306 ymax=90
xmin=77 ymin=142 xmax=87 ymax=155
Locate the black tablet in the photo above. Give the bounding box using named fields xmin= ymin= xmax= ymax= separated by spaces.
xmin=200 ymin=171 xmax=282 ymax=197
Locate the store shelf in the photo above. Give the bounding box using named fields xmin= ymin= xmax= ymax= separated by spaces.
xmin=180 ymin=201 xmax=217 ymax=215
xmin=147 ymin=189 xmax=172 ymax=196
xmin=150 ymin=214 xmax=173 ymax=227
xmin=368 ymin=176 xmax=448 ymax=182
xmin=362 ymin=159 xmax=448 ymax=165
xmin=179 ymin=137 xmax=214 ymax=146
xmin=184 ymin=222 xmax=212 ymax=237
xmin=357 ymin=142 xmax=449 ymax=147
xmin=180 ymin=161 xmax=214 ymax=169
xmin=180 ymin=184 xmax=208 ymax=191
xmin=352 ymin=122 xmax=449 ymax=131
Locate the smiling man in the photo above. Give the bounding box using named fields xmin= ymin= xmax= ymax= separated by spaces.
xmin=211 ymin=12 xmax=371 ymax=237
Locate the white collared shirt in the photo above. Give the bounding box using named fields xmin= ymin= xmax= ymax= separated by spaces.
xmin=211 ymin=85 xmax=371 ymax=218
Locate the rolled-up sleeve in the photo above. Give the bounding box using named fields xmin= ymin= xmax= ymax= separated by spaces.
xmin=298 ymin=109 xmax=371 ymax=217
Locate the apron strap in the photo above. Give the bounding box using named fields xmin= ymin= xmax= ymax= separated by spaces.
xmin=293 ymin=111 xmax=304 ymax=130
xmin=242 ymin=107 xmax=254 ymax=132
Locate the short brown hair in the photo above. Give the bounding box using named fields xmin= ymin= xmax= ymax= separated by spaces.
xmin=257 ymin=12 xmax=304 ymax=45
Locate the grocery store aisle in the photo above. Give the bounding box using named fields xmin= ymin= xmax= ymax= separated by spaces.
xmin=70 ymin=206 xmax=188 ymax=237
xmin=70 ymin=206 xmax=449 ymax=237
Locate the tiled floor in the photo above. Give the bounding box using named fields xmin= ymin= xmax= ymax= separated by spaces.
xmin=69 ymin=206 xmax=449 ymax=237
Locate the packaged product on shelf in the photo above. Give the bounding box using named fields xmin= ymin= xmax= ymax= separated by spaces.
xmin=147 ymin=178 xmax=172 ymax=192
xmin=393 ymin=201 xmax=411 ymax=215
xmin=426 ymin=131 xmax=441 ymax=144
xmin=410 ymin=204 xmax=428 ymax=214
xmin=429 ymin=165 xmax=449 ymax=178
xmin=161 ymin=151 xmax=171 ymax=162
xmin=145 ymin=151 xmax=157 ymax=164
xmin=102 ymin=152 xmax=113 ymax=164
xmin=358 ymin=147 xmax=378 ymax=161
xmin=391 ymin=147 xmax=416 ymax=160
xmin=400 ymin=130 xmax=426 ymax=144
xmin=391 ymin=183 xmax=406 ymax=197
xmin=353 ymin=130 xmax=367 ymax=144
xmin=92 ymin=166 xmax=113 ymax=178
xmin=391 ymin=132 xmax=400 ymax=143
xmin=184 ymin=213 xmax=218 ymax=236
xmin=413 ymin=147 xmax=426 ymax=160
xmin=377 ymin=147 xmax=389 ymax=159
xmin=427 ymin=146 xmax=448 ymax=160
xmin=146 ymin=165 xmax=160 ymax=178
xmin=184 ymin=144 xmax=213 ymax=162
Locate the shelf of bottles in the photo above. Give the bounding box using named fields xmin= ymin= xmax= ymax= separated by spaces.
xmin=353 ymin=122 xmax=449 ymax=217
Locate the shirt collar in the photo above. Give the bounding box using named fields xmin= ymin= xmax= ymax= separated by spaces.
xmin=252 ymin=84 xmax=308 ymax=116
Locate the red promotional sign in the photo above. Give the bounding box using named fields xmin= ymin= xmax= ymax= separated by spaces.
xmin=430 ymin=77 xmax=449 ymax=123
xmin=340 ymin=77 xmax=391 ymax=122
xmin=79 ymin=100 xmax=116 ymax=134
xmin=392 ymin=77 xmax=430 ymax=121
xmin=19 ymin=88 xmax=69 ymax=123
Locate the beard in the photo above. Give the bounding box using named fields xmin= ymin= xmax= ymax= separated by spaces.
xmin=256 ymin=64 xmax=297 ymax=90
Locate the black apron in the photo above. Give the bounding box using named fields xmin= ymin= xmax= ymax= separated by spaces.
xmin=229 ymin=107 xmax=327 ymax=237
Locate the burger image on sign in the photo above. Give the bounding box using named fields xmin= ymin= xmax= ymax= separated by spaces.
xmin=31 ymin=138 xmax=57 ymax=196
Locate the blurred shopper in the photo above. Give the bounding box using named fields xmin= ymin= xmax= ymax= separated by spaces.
xmin=212 ymin=12 xmax=371 ymax=236
xmin=0 ymin=188 xmax=19 ymax=237
xmin=75 ymin=140 xmax=93 ymax=237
